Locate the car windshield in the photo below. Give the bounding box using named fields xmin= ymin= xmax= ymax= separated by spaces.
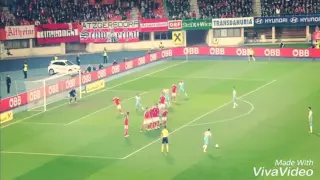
xmin=65 ymin=61 xmax=73 ymax=65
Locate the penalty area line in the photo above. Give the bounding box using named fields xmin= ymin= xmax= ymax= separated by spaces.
xmin=121 ymin=80 xmax=276 ymax=159
xmin=1 ymin=61 xmax=187 ymax=129
xmin=0 ymin=151 xmax=124 ymax=160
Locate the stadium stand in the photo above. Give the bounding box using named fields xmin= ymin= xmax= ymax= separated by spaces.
xmin=5 ymin=0 xmax=132 ymax=25
xmin=166 ymin=0 xmax=192 ymax=20
xmin=137 ymin=0 xmax=165 ymax=19
xmin=261 ymin=0 xmax=320 ymax=17
xmin=198 ymin=0 xmax=253 ymax=19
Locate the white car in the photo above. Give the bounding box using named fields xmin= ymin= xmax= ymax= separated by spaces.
xmin=48 ymin=60 xmax=80 ymax=75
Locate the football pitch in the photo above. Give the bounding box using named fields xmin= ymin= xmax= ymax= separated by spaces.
xmin=1 ymin=60 xmax=320 ymax=180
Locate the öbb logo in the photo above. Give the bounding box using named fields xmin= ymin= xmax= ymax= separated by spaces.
xmin=138 ymin=57 xmax=145 ymax=65
xmin=82 ymin=74 xmax=92 ymax=84
xmin=209 ymin=48 xmax=225 ymax=55
xmin=48 ymin=83 xmax=59 ymax=95
xmin=28 ymin=89 xmax=41 ymax=102
xmin=125 ymin=61 xmax=133 ymax=70
xmin=112 ymin=65 xmax=120 ymax=74
xmin=9 ymin=96 xmax=22 ymax=108
xmin=264 ymin=49 xmax=280 ymax=57
xmin=183 ymin=47 xmax=199 ymax=55
xmin=98 ymin=69 xmax=107 ymax=78
xmin=293 ymin=49 xmax=309 ymax=57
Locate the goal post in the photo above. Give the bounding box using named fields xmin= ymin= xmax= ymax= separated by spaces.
xmin=15 ymin=71 xmax=82 ymax=112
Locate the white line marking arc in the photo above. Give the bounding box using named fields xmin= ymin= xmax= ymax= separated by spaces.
xmin=187 ymin=100 xmax=254 ymax=127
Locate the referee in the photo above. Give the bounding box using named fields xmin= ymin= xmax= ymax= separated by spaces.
xmin=161 ymin=126 xmax=169 ymax=153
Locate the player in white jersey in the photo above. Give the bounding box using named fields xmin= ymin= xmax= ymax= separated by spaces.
xmin=233 ymin=86 xmax=238 ymax=108
xmin=163 ymin=89 xmax=171 ymax=107
xmin=308 ymin=107 xmax=313 ymax=134
xmin=135 ymin=93 xmax=144 ymax=111
xmin=178 ymin=81 xmax=188 ymax=97
xmin=203 ymin=129 xmax=212 ymax=152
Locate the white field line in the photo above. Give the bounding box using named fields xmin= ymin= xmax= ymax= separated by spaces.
xmin=0 ymin=151 xmax=124 ymax=160
xmin=1 ymin=61 xmax=187 ymax=129
xmin=187 ymin=100 xmax=254 ymax=127
xmin=121 ymin=80 xmax=276 ymax=159
xmin=149 ymin=75 xmax=266 ymax=81
xmin=19 ymin=122 xmax=65 ymax=125
xmin=66 ymin=91 xmax=148 ymax=125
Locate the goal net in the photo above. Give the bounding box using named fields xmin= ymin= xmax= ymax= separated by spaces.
xmin=15 ymin=71 xmax=82 ymax=112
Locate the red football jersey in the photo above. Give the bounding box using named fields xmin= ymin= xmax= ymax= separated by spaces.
xmin=113 ymin=97 xmax=120 ymax=105
xmin=144 ymin=110 xmax=150 ymax=119
xmin=124 ymin=115 xmax=129 ymax=125
xmin=162 ymin=110 xmax=168 ymax=117
xmin=160 ymin=96 xmax=165 ymax=104
xmin=152 ymin=107 xmax=158 ymax=117
xmin=172 ymin=84 xmax=177 ymax=93
xmin=155 ymin=107 xmax=160 ymax=116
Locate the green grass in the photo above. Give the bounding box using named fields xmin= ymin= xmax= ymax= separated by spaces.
xmin=1 ymin=60 xmax=320 ymax=180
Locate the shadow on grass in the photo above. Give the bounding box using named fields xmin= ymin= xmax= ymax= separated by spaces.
xmin=143 ymin=130 xmax=161 ymax=138
xmin=163 ymin=153 xmax=175 ymax=165
xmin=313 ymin=133 xmax=320 ymax=137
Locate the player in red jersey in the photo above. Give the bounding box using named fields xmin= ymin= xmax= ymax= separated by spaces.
xmin=171 ymin=84 xmax=177 ymax=101
xmin=124 ymin=112 xmax=129 ymax=137
xmin=141 ymin=107 xmax=151 ymax=132
xmin=148 ymin=107 xmax=155 ymax=130
xmin=113 ymin=97 xmax=123 ymax=114
xmin=161 ymin=108 xmax=168 ymax=126
xmin=151 ymin=104 xmax=160 ymax=130
xmin=159 ymin=93 xmax=166 ymax=110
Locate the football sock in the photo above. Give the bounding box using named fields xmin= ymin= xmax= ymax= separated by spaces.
xmin=161 ymin=144 xmax=164 ymax=152
xmin=166 ymin=145 xmax=169 ymax=152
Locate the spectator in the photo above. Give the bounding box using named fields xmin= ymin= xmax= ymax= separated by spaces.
xmin=123 ymin=57 xmax=128 ymax=62
xmin=280 ymin=41 xmax=285 ymax=48
xmin=6 ymin=49 xmax=13 ymax=56
xmin=159 ymin=42 xmax=164 ymax=50
xmin=23 ymin=61 xmax=28 ymax=79
xmin=76 ymin=54 xmax=80 ymax=66
xmin=93 ymin=65 xmax=97 ymax=71
xmin=103 ymin=47 xmax=108 ymax=64
xmin=87 ymin=64 xmax=92 ymax=72
xmin=113 ymin=60 xmax=118 ymax=65
xmin=99 ymin=63 xmax=104 ymax=69
xmin=261 ymin=0 xmax=320 ymax=17
xmin=6 ymin=74 xmax=11 ymax=94
xmin=198 ymin=0 xmax=253 ymax=19
xmin=166 ymin=0 xmax=191 ymax=19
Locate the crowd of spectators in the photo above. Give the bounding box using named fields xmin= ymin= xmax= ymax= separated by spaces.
xmin=0 ymin=10 xmax=16 ymax=27
xmin=3 ymin=0 xmax=320 ymax=27
xmin=198 ymin=0 xmax=253 ymax=19
xmin=166 ymin=0 xmax=192 ymax=20
xmin=261 ymin=0 xmax=320 ymax=17
xmin=137 ymin=0 xmax=163 ymax=19
xmin=4 ymin=0 xmax=132 ymax=26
